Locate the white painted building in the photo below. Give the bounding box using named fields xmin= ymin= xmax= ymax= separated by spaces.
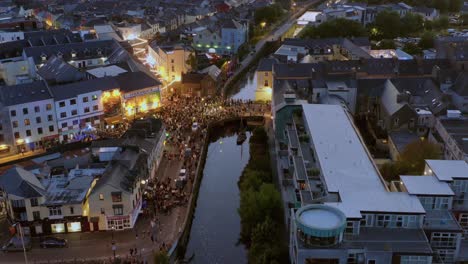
xmin=0 ymin=81 xmax=58 ymax=154
xmin=49 ymin=78 xmax=119 ymax=142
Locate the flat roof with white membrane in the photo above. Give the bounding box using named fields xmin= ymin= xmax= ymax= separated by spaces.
xmin=426 ymin=160 xmax=468 ymax=181
xmin=400 ymin=175 xmax=454 ymax=196
xmin=300 ymin=208 xmax=342 ymax=229
xmin=302 ymin=104 xmax=425 ymax=218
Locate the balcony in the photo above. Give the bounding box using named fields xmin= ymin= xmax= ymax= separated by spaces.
xmin=343 ymin=227 xmax=433 ymax=255
xmin=423 ymin=210 xmax=462 ymax=231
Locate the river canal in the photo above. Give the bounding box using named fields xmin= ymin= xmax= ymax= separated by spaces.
xmin=184 ymin=124 xmax=251 ymax=264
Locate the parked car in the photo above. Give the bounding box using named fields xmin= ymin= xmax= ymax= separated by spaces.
xmin=39 ymin=236 xmax=68 ymax=248
xmin=2 ymin=236 xmax=32 ymax=252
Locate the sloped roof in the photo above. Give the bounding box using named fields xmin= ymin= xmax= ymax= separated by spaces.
xmin=50 ymin=77 xmax=118 ymax=100
xmin=380 ymin=79 xmax=406 ymax=115
xmin=0 ymin=81 xmax=51 ymax=106
xmin=0 ymin=166 xmax=45 ymax=198
xmin=37 ymin=55 xmax=84 ymax=83
xmin=114 ymin=71 xmax=161 ymax=92
xmin=452 ymin=72 xmax=468 ymax=96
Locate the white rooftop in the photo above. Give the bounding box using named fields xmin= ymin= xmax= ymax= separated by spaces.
xmin=297 ymin=11 xmax=321 ymax=25
xmin=300 ymin=208 xmax=342 ymax=229
xmin=400 ymin=175 xmax=454 ymax=196
xmin=87 ymin=65 xmax=127 ymax=78
xmin=302 ymin=104 xmax=425 ymax=218
xmin=426 ymin=160 xmax=468 ymax=181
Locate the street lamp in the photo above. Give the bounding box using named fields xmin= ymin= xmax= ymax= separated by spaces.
xmin=111 ymin=226 xmax=116 ymax=259
xmin=12 ymin=223 xmax=28 ymax=264
xmin=260 ymin=22 xmax=266 ymax=29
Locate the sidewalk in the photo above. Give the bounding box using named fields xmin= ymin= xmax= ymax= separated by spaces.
xmin=0 ymin=149 xmax=46 ymax=166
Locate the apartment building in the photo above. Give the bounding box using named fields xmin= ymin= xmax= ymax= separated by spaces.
xmin=192 ymin=19 xmax=248 ymax=54
xmin=0 ymin=81 xmax=58 ymax=155
xmin=87 ymin=118 xmax=165 ymax=230
xmin=49 ymin=78 xmax=119 ymax=143
xmin=148 ymin=43 xmax=192 ymax=82
xmin=391 ymin=160 xmax=468 ymax=263
xmin=279 ymin=104 xmax=432 ymax=264
xmin=431 ymin=112 xmax=468 ymax=162
xmin=0 ymin=166 xmax=105 ymax=235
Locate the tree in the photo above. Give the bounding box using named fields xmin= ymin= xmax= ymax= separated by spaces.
xmin=379 ymin=139 xmax=441 ymax=181
xmin=418 ymin=31 xmax=436 ymax=49
xmin=248 ymin=218 xmax=285 ymax=264
xmin=300 ymin=18 xmax=367 ymax=39
xmin=376 ymin=39 xmax=396 ymax=49
xmin=433 ymin=0 xmax=449 ymax=13
xmin=374 ymin=10 xmax=402 ymax=39
xmin=398 ymin=139 xmax=441 ymax=174
xmin=433 ymin=15 xmax=449 ymax=30
xmin=254 ymin=4 xmax=283 ymax=25
xmin=402 ymin=42 xmax=422 ymax=55
xmin=448 ymin=0 xmax=462 ymax=12
xmin=401 ymin=13 xmax=424 ymax=36
xmin=276 ymin=0 xmax=291 ymax=10
xmin=461 ymin=13 xmax=468 ymax=26
xmin=238 ymin=183 xmax=283 ymax=243
xmin=154 ymin=251 xmax=169 ymax=264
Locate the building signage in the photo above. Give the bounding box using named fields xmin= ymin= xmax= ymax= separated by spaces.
xmin=123 ymin=87 xmax=160 ymax=99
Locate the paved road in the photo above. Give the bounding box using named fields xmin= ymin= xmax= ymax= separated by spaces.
xmin=0 ymin=157 xmax=183 ymax=264
xmin=223 ymin=0 xmax=322 ymax=93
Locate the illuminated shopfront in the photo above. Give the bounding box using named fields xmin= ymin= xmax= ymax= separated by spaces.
xmin=122 ymin=87 xmax=161 ymax=118
xmin=51 ymin=223 xmax=65 ymax=233
xmin=67 ymin=222 xmax=82 ymax=232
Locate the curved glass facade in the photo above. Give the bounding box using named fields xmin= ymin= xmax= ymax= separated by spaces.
xmin=295 ymin=205 xmax=346 ymax=247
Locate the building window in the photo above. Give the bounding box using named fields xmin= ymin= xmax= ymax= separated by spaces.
xmin=70 ymin=206 xmax=74 ymax=214
xmin=49 ymin=125 xmax=54 ymax=132
xmin=34 ymin=106 xmax=40 ymax=113
xmin=100 ymin=208 xmax=105 ymax=214
xmin=23 ymin=108 xmax=28 ymax=115
xmin=59 ymin=101 xmax=65 ymax=107
xmin=61 ymin=122 xmax=67 ymax=128
xmin=48 ymin=115 xmax=53 ymax=121
xmin=111 ymin=192 xmax=122 ymax=202
xmin=46 ymin=104 xmax=52 ymax=111
xmin=264 ymin=80 xmax=269 ymax=87
xmin=33 ymin=211 xmax=41 ymax=221
xmin=264 ymin=72 xmax=268 ymax=76
xmin=431 ymin=232 xmax=457 ymax=247
xmin=83 ymin=97 xmax=89 ymax=103
xmin=14 ymin=132 xmax=20 ymax=139
xmin=113 ymin=205 xmax=123 ymax=215
xmin=72 ymin=120 xmax=78 ymax=125
xmin=30 ymin=198 xmax=38 ymax=207
xmin=36 ymin=117 xmax=42 ymax=124
xmin=70 ymin=99 xmax=76 ymax=105
xmin=99 ymin=194 xmax=104 ymax=200
xmin=26 ymin=130 xmax=31 ymax=137
xmin=37 ymin=127 xmax=43 ymax=135
xmin=24 ymin=119 xmax=30 ymax=126
xmin=71 ymin=110 xmax=77 ymax=116
xmin=60 ymin=112 xmax=67 ymax=118
xmin=51 ymin=223 xmax=65 ymax=233
xmin=84 ymin=107 xmax=90 ymax=113
xmin=92 ymin=95 xmax=98 ymax=101
xmin=93 ymin=105 xmax=98 ymax=111
xmin=49 ymin=206 xmax=62 ymax=216
xmin=10 ymin=110 xmax=16 ymax=117
xmin=12 ymin=121 xmax=18 ymax=128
